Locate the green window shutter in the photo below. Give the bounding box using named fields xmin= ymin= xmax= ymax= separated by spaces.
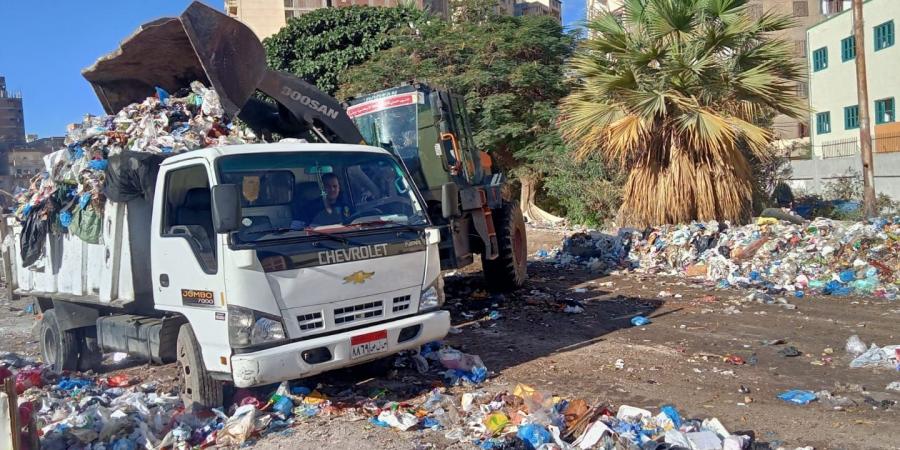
xmin=817 ymin=112 xmax=831 ymax=134
xmin=876 ymin=98 xmax=895 ymax=124
xmin=841 ymin=36 xmax=856 ymax=62
xmin=875 ymin=21 xmax=895 ymax=51
xmin=813 ymin=47 xmax=828 ymax=71
xmin=844 ymin=105 xmax=859 ymax=129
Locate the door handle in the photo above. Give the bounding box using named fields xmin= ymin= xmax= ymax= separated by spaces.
xmin=160 ymin=274 xmax=169 ymax=287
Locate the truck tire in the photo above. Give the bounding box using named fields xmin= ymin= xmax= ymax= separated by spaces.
xmin=482 ymin=202 xmax=527 ymax=292
xmin=176 ymin=324 xmax=223 ymax=411
xmin=39 ymin=309 xmax=80 ymax=372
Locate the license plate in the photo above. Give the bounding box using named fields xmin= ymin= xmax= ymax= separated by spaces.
xmin=350 ymin=330 xmax=388 ymax=359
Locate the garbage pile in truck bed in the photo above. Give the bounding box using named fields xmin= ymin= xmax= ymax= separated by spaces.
xmin=1 ymin=344 xmax=763 ymax=450
xmin=11 ymin=82 xmax=257 ymax=265
xmin=546 ymin=217 xmax=900 ymax=300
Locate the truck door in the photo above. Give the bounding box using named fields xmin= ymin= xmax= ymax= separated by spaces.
xmin=150 ymin=160 xmax=231 ymax=374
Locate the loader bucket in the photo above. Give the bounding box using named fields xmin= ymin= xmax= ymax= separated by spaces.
xmin=82 ymin=1 xmax=266 ymax=116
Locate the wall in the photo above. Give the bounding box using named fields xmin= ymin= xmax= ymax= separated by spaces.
xmin=808 ymin=0 xmax=900 ymax=155
xmin=789 ymin=152 xmax=900 ymax=199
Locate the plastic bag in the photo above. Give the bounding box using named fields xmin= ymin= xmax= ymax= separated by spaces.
xmin=216 ymin=404 xmax=271 ymax=446
xmin=516 ymin=423 xmax=551 ymax=449
xmin=845 ymin=335 xmax=867 ymax=355
xmin=777 ymin=390 xmax=816 ymax=405
xmin=630 ymin=316 xmax=650 ymax=326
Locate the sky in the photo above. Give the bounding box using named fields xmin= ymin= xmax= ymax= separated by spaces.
xmin=0 ymin=1 xmax=585 ymax=139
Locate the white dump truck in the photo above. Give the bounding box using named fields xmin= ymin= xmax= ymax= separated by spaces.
xmin=4 ymin=143 xmax=450 ymax=408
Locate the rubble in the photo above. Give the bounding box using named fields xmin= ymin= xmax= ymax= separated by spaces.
xmin=546 ymin=217 xmax=900 ymax=300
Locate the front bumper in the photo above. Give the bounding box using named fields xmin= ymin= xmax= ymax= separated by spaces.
xmin=230 ymin=310 xmax=450 ymax=388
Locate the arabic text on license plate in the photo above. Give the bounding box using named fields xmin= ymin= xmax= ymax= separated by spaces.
xmin=350 ymin=330 xmax=388 ymax=359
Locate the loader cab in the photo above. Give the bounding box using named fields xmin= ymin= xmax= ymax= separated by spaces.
xmin=347 ymin=83 xmax=486 ymax=203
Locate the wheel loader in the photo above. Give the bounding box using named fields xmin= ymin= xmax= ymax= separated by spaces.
xmin=82 ymin=1 xmax=527 ymax=291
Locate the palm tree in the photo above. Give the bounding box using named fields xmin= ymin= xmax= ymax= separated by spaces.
xmin=560 ymin=0 xmax=805 ymax=226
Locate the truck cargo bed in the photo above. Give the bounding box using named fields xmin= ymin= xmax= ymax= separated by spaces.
xmin=2 ymin=197 xmax=155 ymax=311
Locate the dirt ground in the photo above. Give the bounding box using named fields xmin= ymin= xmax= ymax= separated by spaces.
xmin=1 ymin=227 xmax=898 ymax=449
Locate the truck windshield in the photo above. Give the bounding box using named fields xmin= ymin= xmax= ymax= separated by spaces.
xmin=216 ymin=151 xmax=428 ymax=245
xmin=348 ymin=93 xmax=421 ymax=175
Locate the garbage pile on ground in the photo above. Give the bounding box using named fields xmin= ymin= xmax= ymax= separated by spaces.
xmin=545 ymin=217 xmax=900 ymax=300
xmin=1 ymin=341 xmax=765 ymax=450
xmin=11 ymin=82 xmax=257 ymax=266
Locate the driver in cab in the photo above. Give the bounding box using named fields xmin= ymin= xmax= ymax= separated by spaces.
xmin=303 ymin=173 xmax=351 ymax=226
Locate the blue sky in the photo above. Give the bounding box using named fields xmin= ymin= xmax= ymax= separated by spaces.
xmin=0 ymin=1 xmax=585 ymax=138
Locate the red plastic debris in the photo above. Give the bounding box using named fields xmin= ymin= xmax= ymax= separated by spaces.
xmin=105 ymin=373 xmax=133 ymax=387
xmin=0 ymin=365 xmax=12 ymax=383
xmin=725 ymin=355 xmax=746 ymax=365
xmin=15 ymin=368 xmax=43 ymax=394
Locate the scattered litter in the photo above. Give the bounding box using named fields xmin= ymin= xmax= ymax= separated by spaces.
xmin=777 ymin=346 xmax=802 ymax=358
xmin=777 ymin=390 xmax=817 ymax=405
xmin=630 ymin=315 xmax=651 ymax=326
xmin=845 ymin=335 xmax=868 ymax=356
xmin=849 ymin=343 xmax=900 ymax=369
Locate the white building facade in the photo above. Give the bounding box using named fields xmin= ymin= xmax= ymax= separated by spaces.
xmin=808 ymin=0 xmax=900 ymax=158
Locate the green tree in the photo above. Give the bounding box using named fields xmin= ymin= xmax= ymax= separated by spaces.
xmin=560 ymin=0 xmax=805 ymax=226
xmin=264 ymin=6 xmax=426 ymax=94
xmin=338 ymin=14 xmax=573 ymax=188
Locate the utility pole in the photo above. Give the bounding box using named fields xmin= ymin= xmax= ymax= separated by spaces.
xmin=853 ymin=0 xmax=877 ymax=217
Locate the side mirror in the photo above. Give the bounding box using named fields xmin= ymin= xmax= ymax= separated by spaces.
xmin=211 ymin=184 xmax=242 ymax=233
xmin=441 ymin=182 xmax=460 ymax=219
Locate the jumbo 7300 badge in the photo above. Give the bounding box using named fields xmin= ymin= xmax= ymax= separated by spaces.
xmin=181 ymin=289 xmax=216 ymax=307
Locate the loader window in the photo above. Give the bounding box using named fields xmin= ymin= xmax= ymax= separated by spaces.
xmin=161 ymin=164 xmax=217 ymax=273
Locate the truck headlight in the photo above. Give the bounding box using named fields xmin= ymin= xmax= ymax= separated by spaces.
xmin=419 ymin=278 xmax=445 ymax=311
xmin=228 ymin=305 xmax=287 ymax=348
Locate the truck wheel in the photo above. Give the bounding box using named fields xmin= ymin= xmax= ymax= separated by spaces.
xmin=482 ymin=202 xmax=527 ymax=292
xmin=39 ymin=309 xmax=80 ymax=372
xmin=176 ymin=324 xmax=223 ymax=411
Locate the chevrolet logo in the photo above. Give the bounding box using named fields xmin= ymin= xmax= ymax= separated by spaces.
xmin=343 ymin=271 xmax=375 ymax=285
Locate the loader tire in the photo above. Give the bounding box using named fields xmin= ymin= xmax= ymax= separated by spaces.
xmin=176 ymin=324 xmax=223 ymax=411
xmin=482 ymin=202 xmax=527 ymax=292
xmin=40 ymin=309 xmax=80 ymax=372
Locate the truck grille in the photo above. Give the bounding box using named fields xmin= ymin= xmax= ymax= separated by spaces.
xmin=297 ymin=312 xmax=324 ymax=331
xmin=334 ymin=301 xmax=383 ymax=325
xmin=392 ymin=295 xmax=412 ymax=313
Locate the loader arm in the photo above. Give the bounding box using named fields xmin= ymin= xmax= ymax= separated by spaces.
xmin=81 ymin=1 xmax=363 ymax=145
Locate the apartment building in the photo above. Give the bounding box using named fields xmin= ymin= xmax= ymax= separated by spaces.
xmin=808 ymin=0 xmax=900 ymax=158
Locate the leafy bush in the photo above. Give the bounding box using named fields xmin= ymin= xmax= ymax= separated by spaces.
xmin=264 ymin=6 xmax=426 ymax=94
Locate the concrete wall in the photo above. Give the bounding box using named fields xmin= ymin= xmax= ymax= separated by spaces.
xmin=808 ymin=0 xmax=900 ymax=155
xmin=789 ymin=152 xmax=900 ymax=199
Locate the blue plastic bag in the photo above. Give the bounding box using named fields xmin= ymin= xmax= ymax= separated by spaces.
xmin=516 ymin=423 xmax=552 ymax=449
xmin=291 ymin=386 xmax=311 ymax=396
xmin=79 ymin=192 xmax=92 ymax=210
xmin=839 ymin=270 xmax=855 ymax=283
xmin=87 ymin=159 xmax=109 ymax=171
xmin=369 ymin=417 xmax=390 ymax=428
xmin=59 ymin=211 xmax=72 ymax=228
xmin=57 ymin=377 xmax=92 ymax=391
xmin=273 ymin=396 xmax=293 ymax=417
xmin=155 ymin=86 xmax=170 ymax=105
xmin=777 ymin=390 xmax=816 ymax=405
xmin=823 ymin=280 xmax=852 ymax=296
xmin=660 ymin=404 xmax=682 ymax=428
xmin=631 ymin=316 xmax=650 ymax=326
xmin=794 ymin=290 xmax=805 ymax=298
